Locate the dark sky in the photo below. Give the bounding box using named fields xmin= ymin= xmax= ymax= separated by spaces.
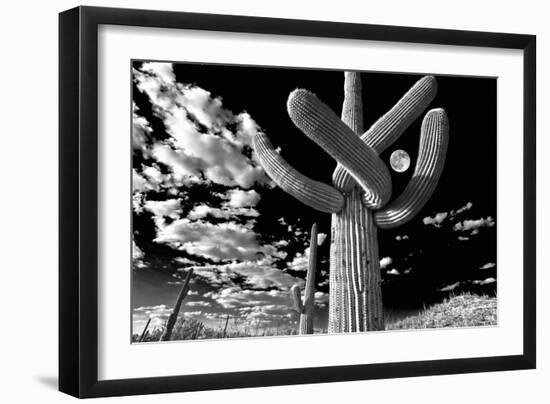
xmin=131 ymin=61 xmax=497 ymax=337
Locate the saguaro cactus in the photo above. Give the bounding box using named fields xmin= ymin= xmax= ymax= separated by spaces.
xmin=291 ymin=223 xmax=318 ymax=334
xmin=138 ymin=318 xmax=151 ymax=342
xmin=253 ymin=72 xmax=449 ymax=332
xmin=160 ymin=268 xmax=194 ymax=341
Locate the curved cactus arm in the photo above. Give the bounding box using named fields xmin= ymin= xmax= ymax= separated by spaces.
xmin=291 ymin=284 xmax=304 ymax=313
xmin=333 ymin=75 xmax=438 ymax=191
xmin=375 ymin=108 xmax=449 ymax=229
xmin=287 ymin=89 xmax=392 ymax=209
xmin=253 ymin=132 xmax=344 ymax=213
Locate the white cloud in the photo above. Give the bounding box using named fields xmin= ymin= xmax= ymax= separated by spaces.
xmin=155 ymin=219 xmax=267 ymax=262
xmin=205 ymin=287 xmax=291 ymax=310
xmin=132 ymin=106 xmax=153 ymax=154
xmin=224 ymin=189 xmax=261 ymax=208
xmin=186 ymin=301 xmax=212 ymax=307
xmin=473 ymin=277 xmax=496 ymax=285
xmin=185 ymin=260 xmax=302 ymax=290
xmin=395 ymin=234 xmax=409 ymax=241
xmin=380 ymin=257 xmax=393 ymax=269
xmin=439 ymin=282 xmax=461 ymax=292
xmin=314 ymin=291 xmax=329 ymax=307
xmin=144 ymin=199 xmax=182 ymax=219
xmin=386 ymin=269 xmax=400 ymax=275
xmin=317 ymin=233 xmax=327 ymax=246
xmin=479 ymin=262 xmax=496 ymax=269
xmin=139 ymin=62 xmax=176 ymax=84
xmin=132 ymin=241 xmax=146 ymax=269
xmin=288 ymin=253 xmax=308 ymax=272
xmin=423 ymin=212 xmax=448 ymax=227
xmin=183 ymin=310 xmax=203 ymax=318
xmin=186 ymin=204 xmax=259 ymax=221
xmin=133 ymin=64 xmax=269 ymax=189
xmin=151 ymin=143 xmax=203 ymax=180
xmin=132 ymin=241 xmax=144 ymax=260
xmin=132 ymin=169 xmax=150 ymax=193
xmin=453 ymin=217 xmax=495 ymax=232
xmin=452 ymin=201 xmax=473 ymax=215
xmin=133 ymin=304 xmax=173 ymax=330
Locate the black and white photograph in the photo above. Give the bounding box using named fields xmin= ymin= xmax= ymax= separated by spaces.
xmin=131 ymin=61 xmax=497 ymax=342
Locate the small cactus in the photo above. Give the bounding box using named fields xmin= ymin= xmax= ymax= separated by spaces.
xmin=160 ymin=268 xmax=194 ymax=341
xmin=253 ymin=72 xmax=449 ymax=332
xmin=291 ymin=223 xmax=318 ymax=334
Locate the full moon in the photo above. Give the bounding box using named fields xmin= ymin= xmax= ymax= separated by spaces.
xmin=389 ymin=149 xmax=411 ymax=173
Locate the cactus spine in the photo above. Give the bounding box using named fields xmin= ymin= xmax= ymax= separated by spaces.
xmin=160 ymin=268 xmax=194 ymax=341
xmin=252 ymin=71 xmax=449 ymax=332
xmin=291 ymin=223 xmax=318 ymax=334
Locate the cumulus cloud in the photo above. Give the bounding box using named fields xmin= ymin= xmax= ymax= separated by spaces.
xmin=151 ymin=143 xmax=204 ymax=180
xmin=453 ymin=217 xmax=495 ymax=232
xmin=395 ymin=234 xmax=409 ymax=241
xmin=479 ymin=262 xmax=496 ymax=269
xmin=144 ymin=199 xmax=182 ymax=219
xmin=139 ymin=62 xmax=176 ymax=83
xmin=187 ymin=261 xmax=302 ymax=290
xmin=387 ymin=269 xmax=400 ymax=276
xmin=224 ymin=189 xmax=261 ymax=208
xmin=133 ymin=304 xmax=172 ymax=331
xmin=155 ymin=219 xmax=268 ymax=262
xmin=132 ymin=169 xmax=150 ymax=193
xmin=380 ymin=257 xmax=393 ymax=269
xmin=423 ymin=212 xmax=448 ymax=227
xmin=287 ymin=253 xmax=308 ymax=272
xmin=132 ymin=105 xmax=153 ymax=154
xmin=205 ymin=287 xmax=291 ymax=310
xmin=186 ymin=204 xmax=259 ymax=221
xmin=133 ymin=63 xmax=269 ymax=189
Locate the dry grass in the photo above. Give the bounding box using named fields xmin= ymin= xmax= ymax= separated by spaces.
xmin=133 ymin=318 xmax=297 ymax=343
xmin=386 ymin=293 xmax=497 ymax=330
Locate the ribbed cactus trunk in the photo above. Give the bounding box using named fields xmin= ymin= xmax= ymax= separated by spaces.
xmin=328 ymin=73 xmax=384 ymax=332
xmin=329 ymin=189 xmax=383 ymax=332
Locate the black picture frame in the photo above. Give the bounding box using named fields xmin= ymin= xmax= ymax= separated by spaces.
xmin=59 ymin=5 xmax=536 ymax=398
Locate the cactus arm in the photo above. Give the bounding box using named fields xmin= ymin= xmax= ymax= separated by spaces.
xmin=291 ymin=284 xmax=304 ymax=313
xmin=375 ymin=108 xmax=449 ymax=229
xmin=287 ymin=89 xmax=392 ymax=209
xmin=302 ymin=223 xmax=318 ymax=309
xmin=252 ymin=132 xmax=344 ymax=213
xmin=341 ymin=71 xmax=364 ymax=134
xmin=292 ymin=223 xmax=318 ymax=334
xmin=333 ymin=75 xmax=438 ymax=191
xmin=160 ymin=268 xmax=194 ymax=341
